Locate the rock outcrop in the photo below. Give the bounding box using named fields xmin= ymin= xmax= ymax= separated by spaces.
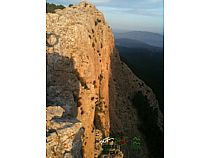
xmin=46 ymin=1 xmax=163 ymax=158
xmin=47 ymin=2 xmax=114 ymax=158
xmin=46 ymin=106 xmax=84 ymax=158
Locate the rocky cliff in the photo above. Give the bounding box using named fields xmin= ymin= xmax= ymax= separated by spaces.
xmin=46 ymin=2 xmax=163 ymax=158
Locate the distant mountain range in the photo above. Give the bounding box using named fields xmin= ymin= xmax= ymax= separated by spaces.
xmin=114 ymin=31 xmax=164 ymax=48
xmin=115 ymin=38 xmax=163 ymax=53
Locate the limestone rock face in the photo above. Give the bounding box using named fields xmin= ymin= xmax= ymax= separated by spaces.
xmin=46 ymin=106 xmax=84 ymax=158
xmin=46 ymin=2 xmax=114 ymax=158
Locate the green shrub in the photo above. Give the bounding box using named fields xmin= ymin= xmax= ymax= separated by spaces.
xmin=46 ymin=3 xmax=65 ymax=13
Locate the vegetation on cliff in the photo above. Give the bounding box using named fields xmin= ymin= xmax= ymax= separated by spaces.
xmin=118 ymin=46 xmax=164 ymax=113
xmin=132 ymin=93 xmax=163 ymax=158
xmin=46 ymin=3 xmax=69 ymax=13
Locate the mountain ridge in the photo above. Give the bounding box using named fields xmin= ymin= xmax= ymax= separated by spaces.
xmin=115 ymin=38 xmax=163 ymax=53
xmin=114 ymin=31 xmax=163 ymax=48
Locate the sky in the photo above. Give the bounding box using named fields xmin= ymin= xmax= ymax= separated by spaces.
xmin=47 ymin=0 xmax=163 ymax=34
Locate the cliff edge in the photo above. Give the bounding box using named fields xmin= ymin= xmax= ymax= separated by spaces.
xmin=47 ymin=2 xmax=114 ymax=158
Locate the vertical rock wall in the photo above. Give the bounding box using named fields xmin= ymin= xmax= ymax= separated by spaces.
xmin=46 ymin=2 xmax=114 ymax=158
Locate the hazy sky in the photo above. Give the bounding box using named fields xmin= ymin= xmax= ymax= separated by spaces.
xmin=47 ymin=0 xmax=163 ymax=34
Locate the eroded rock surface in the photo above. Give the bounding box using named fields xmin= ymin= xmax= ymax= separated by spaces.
xmin=46 ymin=106 xmax=84 ymax=158
xmin=47 ymin=2 xmax=114 ymax=158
